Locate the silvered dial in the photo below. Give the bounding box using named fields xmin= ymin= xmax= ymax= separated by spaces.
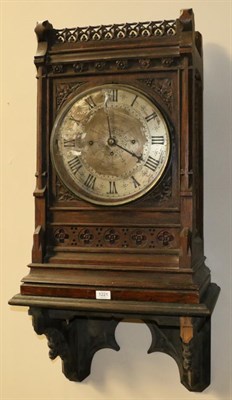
xmin=51 ymin=85 xmax=170 ymax=205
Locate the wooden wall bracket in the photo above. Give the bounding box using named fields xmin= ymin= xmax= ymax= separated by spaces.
xmin=10 ymin=282 xmax=220 ymax=392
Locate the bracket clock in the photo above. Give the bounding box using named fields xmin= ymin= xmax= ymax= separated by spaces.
xmin=10 ymin=9 xmax=220 ymax=392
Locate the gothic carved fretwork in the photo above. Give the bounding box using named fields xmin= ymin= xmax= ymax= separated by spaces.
xmin=55 ymin=20 xmax=177 ymax=43
xmin=51 ymin=225 xmax=179 ymax=249
xmin=139 ymin=78 xmax=173 ymax=111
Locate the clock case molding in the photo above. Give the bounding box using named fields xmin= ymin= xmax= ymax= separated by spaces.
xmin=9 ymin=9 xmax=220 ymax=392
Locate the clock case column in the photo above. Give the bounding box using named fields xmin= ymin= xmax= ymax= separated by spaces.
xmin=9 ymin=10 xmax=220 ymax=391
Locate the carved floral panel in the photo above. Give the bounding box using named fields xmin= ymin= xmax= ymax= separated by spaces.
xmin=50 ymin=225 xmax=179 ymax=249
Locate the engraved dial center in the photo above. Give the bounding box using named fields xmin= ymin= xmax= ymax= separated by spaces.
xmin=108 ymin=137 xmax=116 ymax=146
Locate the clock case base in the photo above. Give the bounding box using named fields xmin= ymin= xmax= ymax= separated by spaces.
xmin=9 ymin=282 xmax=220 ymax=392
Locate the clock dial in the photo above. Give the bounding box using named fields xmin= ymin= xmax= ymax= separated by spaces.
xmin=51 ymin=85 xmax=170 ymax=205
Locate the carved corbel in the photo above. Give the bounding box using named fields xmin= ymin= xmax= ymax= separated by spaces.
xmin=34 ymin=20 xmax=53 ymax=62
xmin=29 ymin=308 xmax=120 ymax=382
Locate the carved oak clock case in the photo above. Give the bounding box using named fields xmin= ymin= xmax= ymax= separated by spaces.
xmin=10 ymin=9 xmax=220 ymax=392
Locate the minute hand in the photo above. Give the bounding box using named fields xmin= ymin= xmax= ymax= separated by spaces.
xmin=115 ymin=142 xmax=143 ymax=162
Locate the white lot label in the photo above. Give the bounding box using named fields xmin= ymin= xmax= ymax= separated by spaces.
xmin=96 ymin=290 xmax=111 ymax=300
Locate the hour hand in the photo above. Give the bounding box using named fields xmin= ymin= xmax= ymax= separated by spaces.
xmin=115 ymin=142 xmax=143 ymax=162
